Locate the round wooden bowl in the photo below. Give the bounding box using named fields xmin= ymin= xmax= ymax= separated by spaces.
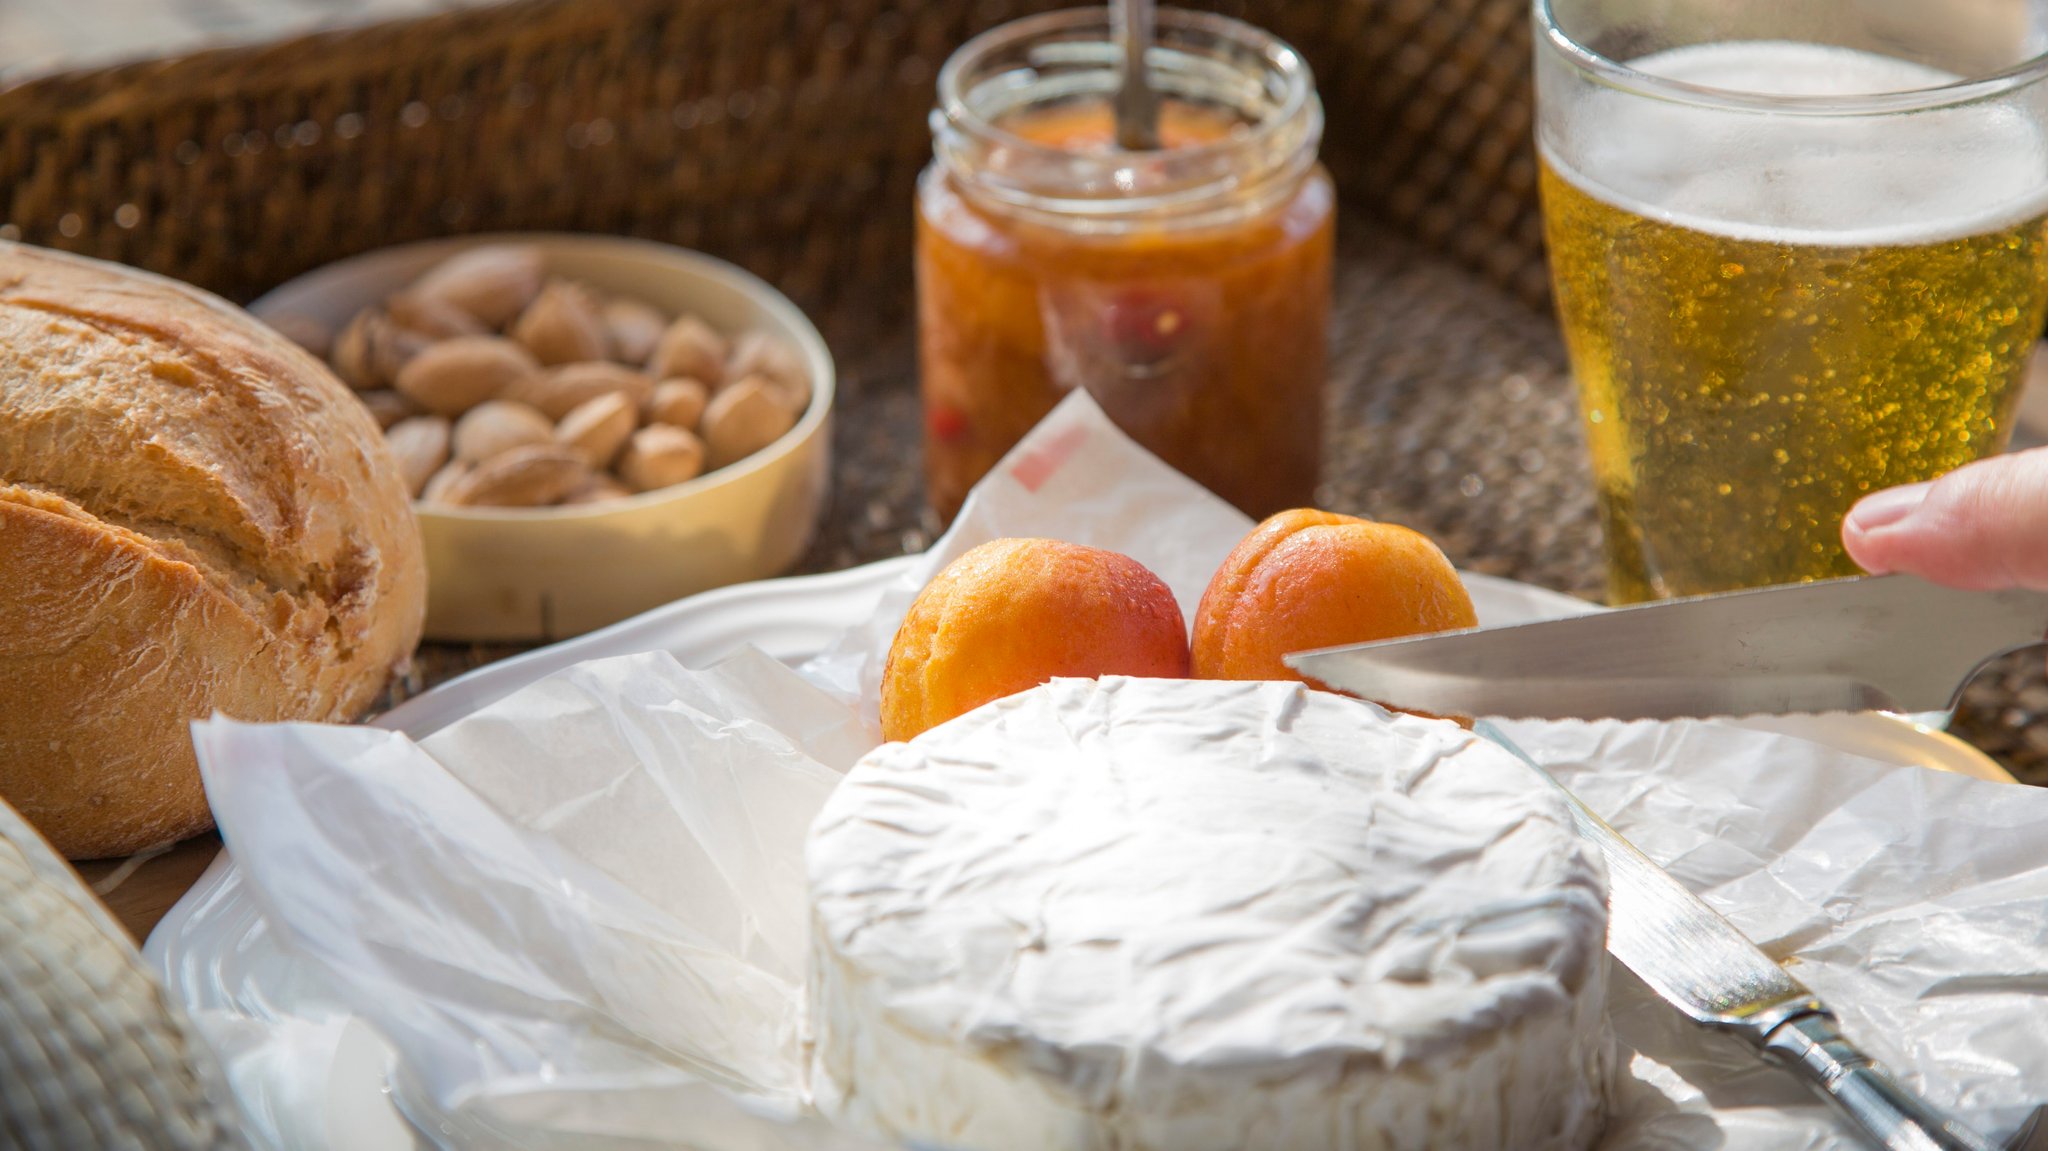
xmin=252 ymin=234 xmax=835 ymax=642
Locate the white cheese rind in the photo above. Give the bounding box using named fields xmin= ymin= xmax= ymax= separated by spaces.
xmin=807 ymin=677 xmax=1612 ymax=1151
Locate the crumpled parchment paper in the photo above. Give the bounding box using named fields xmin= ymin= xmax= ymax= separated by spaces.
xmin=189 ymin=392 xmax=2048 ymax=1150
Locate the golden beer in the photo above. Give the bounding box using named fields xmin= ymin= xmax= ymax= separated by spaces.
xmin=1539 ymin=41 xmax=2048 ymax=602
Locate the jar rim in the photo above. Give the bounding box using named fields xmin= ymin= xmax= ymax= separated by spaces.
xmin=1535 ymin=0 xmax=2048 ymax=115
xmin=937 ymin=7 xmax=1314 ymax=164
xmin=931 ymin=6 xmax=1321 ymax=228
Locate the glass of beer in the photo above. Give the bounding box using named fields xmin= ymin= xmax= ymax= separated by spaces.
xmin=1536 ymin=0 xmax=2048 ymax=603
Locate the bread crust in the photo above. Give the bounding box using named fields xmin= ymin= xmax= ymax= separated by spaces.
xmin=0 ymin=243 xmax=426 ymax=859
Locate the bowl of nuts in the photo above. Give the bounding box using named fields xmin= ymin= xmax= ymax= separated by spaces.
xmin=254 ymin=234 xmax=833 ymax=641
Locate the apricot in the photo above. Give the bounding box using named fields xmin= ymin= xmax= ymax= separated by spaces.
xmin=1191 ymin=509 xmax=1476 ymax=684
xmin=881 ymin=538 xmax=1191 ymax=742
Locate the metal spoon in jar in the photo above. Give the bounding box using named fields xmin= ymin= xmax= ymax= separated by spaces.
xmin=1112 ymin=0 xmax=1161 ymax=150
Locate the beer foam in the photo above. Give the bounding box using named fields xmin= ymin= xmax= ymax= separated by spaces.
xmin=1632 ymin=39 xmax=1960 ymax=97
xmin=1543 ymin=41 xmax=2048 ymax=246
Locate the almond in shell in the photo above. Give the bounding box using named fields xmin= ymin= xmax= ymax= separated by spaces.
xmin=603 ymin=298 xmax=668 ymax=366
xmin=358 ymin=389 xmax=419 ymax=430
xmin=556 ymin=391 xmax=638 ymax=468
xmin=420 ymin=459 xmax=472 ymax=504
xmin=441 ymin=443 xmax=592 ymax=507
xmin=726 ymin=331 xmax=811 ymax=409
xmin=648 ymin=315 xmax=727 ymax=387
xmin=507 ymin=362 xmax=655 ymax=420
xmin=387 ymin=288 xmax=490 ymax=339
xmin=700 ymin=376 xmax=798 ymax=469
xmin=511 ymin=280 xmax=610 ymax=366
xmin=384 ymin=415 xmax=452 ymax=497
xmin=395 ymin=336 xmax=541 ymax=417
xmin=332 ymin=309 xmax=428 ymax=391
xmin=411 ymin=245 xmax=545 ymax=327
xmin=647 ymin=378 xmax=710 ymax=430
xmin=619 ymin=424 xmax=706 ymax=492
xmin=453 ymin=400 xmax=556 ymax=464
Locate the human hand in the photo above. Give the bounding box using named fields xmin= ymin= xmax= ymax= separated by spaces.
xmin=1842 ymin=447 xmax=2048 ymax=591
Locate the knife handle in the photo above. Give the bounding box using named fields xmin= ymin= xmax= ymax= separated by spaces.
xmin=1759 ymin=1010 xmax=1996 ymax=1151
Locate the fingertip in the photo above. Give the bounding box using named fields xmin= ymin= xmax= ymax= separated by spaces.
xmin=1839 ymin=526 xmax=1896 ymax=576
xmin=1838 ymin=456 xmax=2048 ymax=592
xmin=1843 ymin=481 xmax=1931 ymax=536
xmin=1840 ymin=482 xmax=1931 ymax=576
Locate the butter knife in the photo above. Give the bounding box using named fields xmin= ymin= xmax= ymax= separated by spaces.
xmin=1479 ymin=723 xmax=1997 ymax=1151
xmin=1287 ymin=574 xmax=2048 ymax=722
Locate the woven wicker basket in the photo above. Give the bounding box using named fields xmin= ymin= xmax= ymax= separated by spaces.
xmin=0 ymin=796 xmax=245 ymax=1149
xmin=0 ymin=0 xmax=2042 ymax=1141
xmin=0 ymin=0 xmax=1550 ymax=318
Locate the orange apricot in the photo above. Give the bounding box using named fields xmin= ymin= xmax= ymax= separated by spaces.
xmin=1190 ymin=509 xmax=1476 ymax=685
xmin=880 ymin=538 xmax=1191 ymax=742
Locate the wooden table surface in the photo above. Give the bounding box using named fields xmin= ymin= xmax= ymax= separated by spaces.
xmin=72 ymin=835 xmax=223 ymax=943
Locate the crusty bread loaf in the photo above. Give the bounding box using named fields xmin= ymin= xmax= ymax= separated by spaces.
xmin=0 ymin=243 xmax=426 ymax=859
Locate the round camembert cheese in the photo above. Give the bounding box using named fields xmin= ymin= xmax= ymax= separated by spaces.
xmin=806 ymin=677 xmax=1612 ymax=1151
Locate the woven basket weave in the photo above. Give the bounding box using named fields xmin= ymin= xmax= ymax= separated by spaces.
xmin=0 ymin=0 xmax=2041 ymax=1140
xmin=0 ymin=797 xmax=245 ymax=1149
xmin=0 ymin=0 xmax=1550 ymax=319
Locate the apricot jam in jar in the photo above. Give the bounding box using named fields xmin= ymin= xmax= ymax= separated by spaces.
xmin=920 ymin=8 xmax=1333 ymax=522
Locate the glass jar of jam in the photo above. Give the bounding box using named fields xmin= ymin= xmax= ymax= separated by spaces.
xmin=919 ymin=7 xmax=1334 ymax=523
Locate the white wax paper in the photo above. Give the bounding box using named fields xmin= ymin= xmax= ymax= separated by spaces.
xmin=189 ymin=393 xmax=2048 ymax=1150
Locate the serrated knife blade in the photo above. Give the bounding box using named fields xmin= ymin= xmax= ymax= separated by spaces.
xmin=1478 ymin=724 xmax=1997 ymax=1151
xmin=1289 ymin=574 xmax=2048 ymax=721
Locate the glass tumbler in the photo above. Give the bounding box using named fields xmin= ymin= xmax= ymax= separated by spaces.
xmin=1537 ymin=0 xmax=2048 ymax=602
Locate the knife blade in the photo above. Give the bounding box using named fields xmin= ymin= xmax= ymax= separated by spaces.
xmin=1289 ymin=574 xmax=2048 ymax=721
xmin=1479 ymin=722 xmax=1997 ymax=1151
